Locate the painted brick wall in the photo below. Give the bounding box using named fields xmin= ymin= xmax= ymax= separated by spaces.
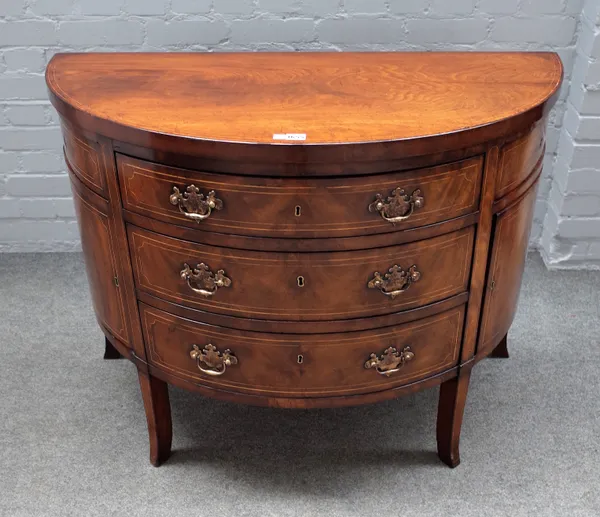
xmin=541 ymin=0 xmax=600 ymax=268
xmin=0 ymin=0 xmax=584 ymax=255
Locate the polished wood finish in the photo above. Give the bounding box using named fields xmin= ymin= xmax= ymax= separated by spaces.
xmin=138 ymin=290 xmax=469 ymax=335
xmin=70 ymin=170 xmax=129 ymax=346
xmin=140 ymin=303 xmax=464 ymax=397
xmin=129 ymin=225 xmax=474 ymax=321
xmin=478 ymin=183 xmax=539 ymax=356
xmin=98 ymin=136 xmax=150 ymax=362
xmin=459 ymin=146 xmax=499 ymax=363
xmin=495 ymin=120 xmax=545 ymax=199
xmin=47 ymin=52 xmax=561 ymax=468
xmin=118 ymin=154 xmax=482 ymax=238
xmin=124 ymin=206 xmax=479 ymax=253
xmin=47 ymin=52 xmax=561 ymax=168
xmin=138 ymin=371 xmax=172 ymax=467
xmin=437 ymin=370 xmax=471 ymax=468
xmin=63 ymin=121 xmax=107 ymax=197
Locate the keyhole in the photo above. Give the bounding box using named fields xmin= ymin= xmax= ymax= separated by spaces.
xmin=295 ymin=205 xmax=302 ymax=217
xmin=297 ymin=355 xmax=304 ymax=364
xmin=297 ymin=276 xmax=305 ymax=287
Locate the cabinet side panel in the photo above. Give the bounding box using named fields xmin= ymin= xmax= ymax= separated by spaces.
xmin=477 ymin=182 xmax=538 ymax=354
xmin=71 ymin=180 xmax=129 ymax=345
xmin=62 ymin=121 xmax=107 ymax=198
xmin=495 ymin=120 xmax=544 ymax=200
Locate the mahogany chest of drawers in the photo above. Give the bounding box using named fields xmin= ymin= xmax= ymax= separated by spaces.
xmin=46 ymin=52 xmax=562 ymax=468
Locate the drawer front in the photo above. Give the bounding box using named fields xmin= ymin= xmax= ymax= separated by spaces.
xmin=140 ymin=303 xmax=464 ymax=397
xmin=129 ymin=225 xmax=474 ymax=321
xmin=118 ymin=154 xmax=482 ymax=238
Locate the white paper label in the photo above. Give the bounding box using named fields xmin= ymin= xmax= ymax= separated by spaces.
xmin=273 ymin=133 xmax=307 ymax=141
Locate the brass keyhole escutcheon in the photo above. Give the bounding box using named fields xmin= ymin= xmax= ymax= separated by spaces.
xmin=295 ymin=205 xmax=302 ymax=217
xmin=297 ymin=276 xmax=305 ymax=287
xmin=297 ymin=355 xmax=304 ymax=364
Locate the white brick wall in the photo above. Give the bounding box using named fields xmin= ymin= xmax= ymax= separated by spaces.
xmin=0 ymin=0 xmax=590 ymax=259
xmin=541 ymin=0 xmax=600 ymax=269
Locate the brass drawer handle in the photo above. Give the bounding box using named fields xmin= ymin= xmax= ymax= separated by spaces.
xmin=190 ymin=344 xmax=238 ymax=377
xmin=368 ymin=264 xmax=421 ymax=298
xmin=365 ymin=346 xmax=415 ymax=376
xmin=369 ymin=188 xmax=423 ymax=223
xmin=181 ymin=263 xmax=231 ymax=297
xmin=170 ymin=185 xmax=223 ymax=222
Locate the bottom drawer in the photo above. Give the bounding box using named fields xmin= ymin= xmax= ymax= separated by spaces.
xmin=140 ymin=303 xmax=464 ymax=398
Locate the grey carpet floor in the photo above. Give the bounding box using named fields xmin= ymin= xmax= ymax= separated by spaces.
xmin=1 ymin=252 xmax=599 ymax=517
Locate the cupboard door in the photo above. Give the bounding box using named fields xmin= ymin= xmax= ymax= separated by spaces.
xmin=72 ymin=184 xmax=129 ymax=345
xmin=478 ymin=184 xmax=538 ymax=354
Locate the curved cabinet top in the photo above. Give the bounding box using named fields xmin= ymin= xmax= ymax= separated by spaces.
xmin=47 ymin=52 xmax=562 ymax=166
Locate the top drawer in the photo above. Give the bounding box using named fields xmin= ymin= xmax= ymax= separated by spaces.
xmin=117 ymin=155 xmax=482 ymax=238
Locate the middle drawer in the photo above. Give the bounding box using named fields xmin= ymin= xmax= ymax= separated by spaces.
xmin=128 ymin=225 xmax=474 ymax=321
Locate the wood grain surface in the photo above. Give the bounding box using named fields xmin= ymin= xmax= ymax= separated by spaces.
xmin=495 ymin=118 xmax=545 ymax=199
xmin=478 ymin=182 xmax=539 ymax=355
xmin=62 ymin=121 xmax=106 ymax=197
xmin=47 ymin=52 xmax=562 ymax=148
xmin=118 ymin=153 xmax=482 ymax=238
xmin=47 ymin=51 xmax=562 ymax=467
xmin=140 ymin=303 xmax=464 ymax=398
xmin=128 ymin=224 xmax=474 ymax=321
xmin=69 ymin=169 xmax=128 ymax=345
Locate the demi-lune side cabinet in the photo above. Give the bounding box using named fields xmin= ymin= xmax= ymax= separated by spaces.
xmin=46 ymin=51 xmax=562 ymax=467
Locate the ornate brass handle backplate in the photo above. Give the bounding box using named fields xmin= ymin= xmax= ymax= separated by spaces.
xmin=170 ymin=185 xmax=223 ymax=222
xmin=190 ymin=344 xmax=238 ymax=377
xmin=369 ymin=188 xmax=424 ymax=223
xmin=365 ymin=346 xmax=415 ymax=376
xmin=368 ymin=264 xmax=421 ymax=298
xmin=180 ymin=263 xmax=231 ymax=297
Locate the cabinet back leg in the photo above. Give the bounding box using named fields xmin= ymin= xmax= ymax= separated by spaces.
xmin=489 ymin=334 xmax=509 ymax=358
xmin=104 ymin=337 xmax=122 ymax=359
xmin=138 ymin=371 xmax=172 ymax=467
xmin=437 ymin=370 xmax=471 ymax=468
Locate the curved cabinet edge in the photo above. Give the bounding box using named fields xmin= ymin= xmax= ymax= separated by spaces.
xmin=48 ymin=93 xmax=557 ymax=177
xmin=136 ymin=290 xmax=469 ymax=334
xmin=46 ymin=52 xmax=562 ymax=173
xmin=146 ymin=362 xmax=459 ymax=409
xmin=124 ymin=208 xmax=479 ymax=253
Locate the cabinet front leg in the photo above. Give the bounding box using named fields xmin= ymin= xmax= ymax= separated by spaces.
xmin=436 ymin=370 xmax=471 ymax=468
xmin=489 ymin=334 xmax=509 ymax=358
xmin=104 ymin=336 xmax=122 ymax=359
xmin=138 ymin=371 xmax=172 ymax=467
